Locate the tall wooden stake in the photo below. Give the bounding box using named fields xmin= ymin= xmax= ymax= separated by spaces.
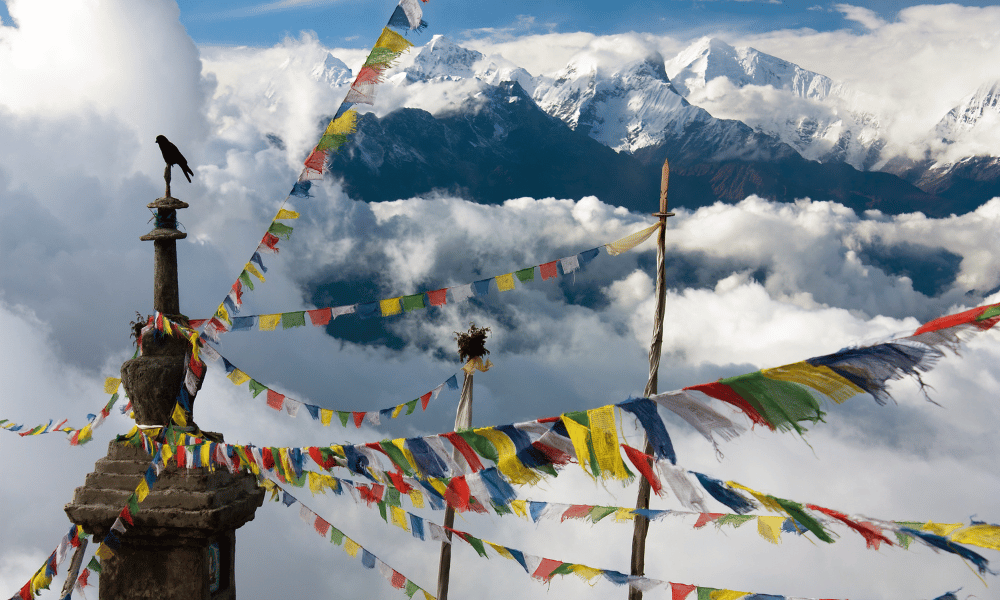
xmin=438 ymin=324 xmax=488 ymax=600
xmin=629 ymin=158 xmax=672 ymax=600
xmin=59 ymin=538 xmax=88 ymax=600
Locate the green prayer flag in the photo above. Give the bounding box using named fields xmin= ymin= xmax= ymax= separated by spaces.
xmin=239 ymin=271 xmax=254 ymax=291
xmin=404 ymin=399 xmax=418 ymax=415
xmin=385 ymin=487 xmax=401 ymax=507
xmin=774 ymin=497 xmax=834 ymax=543
xmin=329 ymin=527 xmax=344 ymax=546
xmin=404 ymin=581 xmax=419 ymax=598
xmin=268 ymin=221 xmax=294 ymax=240
xmin=87 ymin=557 xmax=102 ymax=573
xmin=337 ymin=411 xmax=350 ymax=427
xmin=364 ymin=47 xmax=399 ymax=67
xmin=378 ymin=501 xmax=388 ymax=522
xmin=588 ymin=506 xmax=617 ymax=523
xmin=515 ymin=267 xmax=534 ymax=282
xmin=460 ymin=532 xmax=489 ymax=558
xmin=127 ymin=493 xmax=140 ymax=516
xmin=721 ymin=371 xmax=825 ymax=435
xmin=281 ymin=311 xmax=306 ymax=329
xmin=457 ymin=430 xmax=499 ymax=463
xmin=716 ymin=514 xmax=754 ymax=528
xmin=248 ymin=380 xmax=266 ymax=398
xmin=402 ymin=293 xmax=425 ymax=312
xmin=316 ymin=133 xmax=347 ymax=152
xmin=698 ymin=587 xmax=717 ymax=600
xmin=379 ymin=442 xmax=415 ymax=476
xmin=549 ymin=562 xmax=575 ymax=577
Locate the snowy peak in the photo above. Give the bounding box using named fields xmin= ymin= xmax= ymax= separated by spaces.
xmin=534 ymin=52 xmax=698 ymax=153
xmin=311 ymin=53 xmax=353 ymax=86
xmin=934 ymin=80 xmax=1000 ymax=143
xmin=665 ymin=36 xmax=836 ymax=100
xmin=405 ymin=35 xmax=484 ymax=81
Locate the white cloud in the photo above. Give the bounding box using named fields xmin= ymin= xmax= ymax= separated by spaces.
xmin=835 ymin=3 xmax=887 ymax=31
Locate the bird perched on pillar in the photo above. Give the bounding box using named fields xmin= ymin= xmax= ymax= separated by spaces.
xmin=155 ymin=135 xmax=194 ymax=182
xmin=155 ymin=135 xmax=194 ymax=198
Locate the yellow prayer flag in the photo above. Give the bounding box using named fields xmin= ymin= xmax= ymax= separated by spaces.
xmin=423 ymin=591 xmax=434 ymax=600
xmin=726 ymin=481 xmax=783 ymax=513
xmin=426 ymin=477 xmax=448 ymax=497
xmin=160 ymin=443 xmax=173 ymax=464
xmin=561 ymin=416 xmax=596 ymax=480
xmin=171 ymin=403 xmax=188 ymax=427
xmin=95 ymin=544 xmax=114 ymax=560
xmin=710 ymin=590 xmax=750 ymax=600
xmin=604 ymin=222 xmax=661 ymax=256
xmin=308 ymin=472 xmax=327 ymax=496
xmin=259 ymin=314 xmax=281 ymax=331
xmin=320 ymin=409 xmax=334 ymax=426
xmin=136 ymin=479 xmax=150 ymax=501
xmin=587 ymin=406 xmax=631 ymax=480
xmin=325 ymin=110 xmax=358 ymax=137
xmin=614 ymin=507 xmax=636 ymax=522
xmin=227 ymin=369 xmax=251 ymax=386
xmin=344 ymin=538 xmax=361 ymax=557
xmin=569 ymin=564 xmax=603 ymax=583
xmin=409 ymin=489 xmax=424 ymax=509
xmin=374 ymin=27 xmax=413 ymax=53
xmin=380 ymin=298 xmax=402 ymax=317
xmin=950 ymin=523 xmax=1000 ymax=551
xmin=476 ymin=428 xmax=542 ymax=485
xmin=275 ymin=208 xmax=300 ymax=220
xmin=510 ymin=500 xmax=528 ymax=519
xmin=104 ymin=377 xmax=121 ymax=394
xmin=495 ymin=273 xmax=515 ymax=292
xmin=757 ymin=516 xmax=785 ymax=544
xmin=921 ymin=520 xmax=964 ymax=537
xmin=462 ymin=356 xmax=494 ymax=375
xmin=390 ymin=506 xmax=409 ymax=531
xmin=215 ymin=305 xmax=232 ymax=326
xmin=201 ymin=444 xmax=212 ymax=470
xmin=762 ymin=362 xmax=863 ymax=403
xmin=391 ymin=404 xmax=405 ymax=418
xmin=245 ymin=262 xmax=265 ymax=282
xmin=487 ymin=542 xmax=514 ymax=560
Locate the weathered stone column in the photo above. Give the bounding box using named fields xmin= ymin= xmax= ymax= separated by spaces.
xmin=65 ymin=193 xmax=264 ymax=600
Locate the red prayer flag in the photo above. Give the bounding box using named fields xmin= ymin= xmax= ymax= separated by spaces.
xmin=262 ymin=448 xmax=275 ymax=470
xmin=266 ymin=389 xmax=285 ymax=411
xmin=693 ymin=513 xmax=724 ymax=528
xmin=308 ymin=308 xmax=332 ymax=327
xmin=387 ymin=469 xmax=413 ymax=494
xmin=304 ymin=147 xmax=325 ymax=171
xmin=353 ymin=411 xmax=366 ymax=428
xmin=390 ymin=570 xmax=406 ymax=589
xmin=77 ymin=569 xmax=90 ymax=588
xmin=621 ymin=443 xmax=662 ymax=496
xmin=442 ymin=432 xmax=485 ymax=472
xmin=420 ymin=391 xmax=432 ymax=410
xmin=20 ymin=581 xmax=31 ymax=600
xmin=560 ymin=504 xmax=594 ymax=522
xmin=188 ymin=319 xmax=207 ymax=328
xmin=230 ymin=280 xmax=242 ymax=305
xmin=445 ymin=476 xmax=471 ymax=512
xmin=119 ymin=506 xmax=134 ymax=526
xmin=313 ymin=516 xmax=330 ymax=537
xmin=427 ymin=288 xmax=447 ymax=306
xmin=671 ymin=583 xmax=696 ymax=600
xmin=175 ymin=445 xmax=186 ymax=467
xmin=539 ymin=261 xmax=558 ymax=281
xmin=531 ymin=558 xmax=563 ymax=581
xmin=914 ymin=304 xmax=1000 ymax=335
xmin=684 ymin=382 xmax=772 ymax=429
xmin=261 ymin=232 xmax=280 ymax=253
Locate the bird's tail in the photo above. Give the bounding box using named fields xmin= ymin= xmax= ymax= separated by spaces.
xmin=183 ymin=166 xmax=193 ymax=183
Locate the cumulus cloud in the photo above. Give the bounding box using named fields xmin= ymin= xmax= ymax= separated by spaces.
xmin=2 ymin=3 xmax=1000 ymax=600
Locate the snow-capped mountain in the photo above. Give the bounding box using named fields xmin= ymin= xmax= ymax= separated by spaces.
xmin=932 ymin=80 xmax=1000 ymax=151
xmin=310 ymin=53 xmax=353 ymax=87
xmin=529 ymin=52 xmax=794 ymax=161
xmin=402 ymin=35 xmax=535 ymax=91
xmin=663 ymin=37 xmax=885 ymax=169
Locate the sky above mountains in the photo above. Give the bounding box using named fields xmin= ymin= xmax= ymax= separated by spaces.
xmin=3 ymin=1 xmax=1000 ymax=599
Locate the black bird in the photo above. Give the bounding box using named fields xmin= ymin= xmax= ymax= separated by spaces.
xmin=155 ymin=135 xmax=194 ymax=182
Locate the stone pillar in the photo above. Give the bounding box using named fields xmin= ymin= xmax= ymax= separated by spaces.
xmin=65 ymin=193 xmax=264 ymax=599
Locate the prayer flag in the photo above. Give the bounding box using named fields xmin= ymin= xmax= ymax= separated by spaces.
xmin=515 ymin=267 xmax=534 ymax=282
xmin=495 ymin=273 xmax=516 ymax=292
xmin=540 ymin=261 xmax=558 ymax=280
xmin=427 ymin=288 xmax=447 ymax=306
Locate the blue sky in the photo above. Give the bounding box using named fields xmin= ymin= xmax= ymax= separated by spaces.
xmin=162 ymin=1 xmax=1000 ymax=47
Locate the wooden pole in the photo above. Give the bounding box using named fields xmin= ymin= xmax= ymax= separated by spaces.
xmin=59 ymin=538 xmax=88 ymax=600
xmin=629 ymin=158 xmax=672 ymax=600
xmin=437 ymin=353 xmax=478 ymax=600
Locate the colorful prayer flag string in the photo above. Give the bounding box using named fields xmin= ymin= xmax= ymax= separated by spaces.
xmin=1 ymin=376 xmax=126 ymax=446
xmin=8 ymin=524 xmax=88 ymax=600
xmin=193 ymin=222 xmax=664 ymax=334
xmin=263 ymin=475 xmax=436 ymax=600
xmin=201 ymin=342 xmax=461 ymax=429
xmin=200 ymin=1 xmax=429 ymax=345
